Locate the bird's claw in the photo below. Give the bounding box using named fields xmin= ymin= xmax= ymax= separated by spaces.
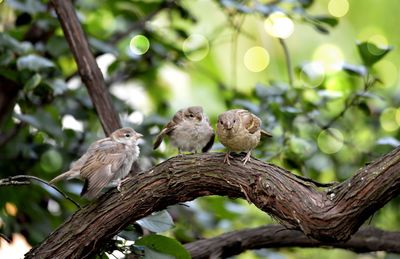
xmin=223 ymin=152 xmax=233 ymax=165
xmin=241 ymin=151 xmax=252 ymax=165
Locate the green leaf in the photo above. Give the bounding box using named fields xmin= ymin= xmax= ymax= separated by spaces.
xmin=313 ymin=24 xmax=329 ymax=34
xmin=357 ymin=41 xmax=392 ymax=67
xmin=137 ymin=210 xmax=174 ymax=233
xmin=342 ymin=63 xmax=367 ymax=76
xmin=40 ymin=149 xmax=63 ymax=173
xmin=17 ymin=54 xmax=55 ymax=72
xmin=14 ymin=109 xmax=63 ymax=138
xmin=299 ymin=0 xmax=314 ymax=8
xmin=0 ymin=33 xmax=32 ymax=54
xmin=6 ymin=0 xmax=46 ymax=14
xmin=0 ymin=68 xmax=18 ymax=82
xmin=136 ymin=234 xmax=190 ymax=259
xmin=0 ymin=50 xmax=14 ymax=66
xmin=143 ymin=247 xmax=174 ymax=259
xmin=24 ymin=73 xmax=42 ymax=92
xmin=313 ymin=15 xmax=338 ymax=27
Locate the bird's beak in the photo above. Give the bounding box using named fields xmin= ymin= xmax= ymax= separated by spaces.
xmin=135 ymin=133 xmax=143 ymax=139
xmin=225 ymin=122 xmax=233 ymax=130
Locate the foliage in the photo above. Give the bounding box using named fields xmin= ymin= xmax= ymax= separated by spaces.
xmin=1 ymin=0 xmax=400 ymax=258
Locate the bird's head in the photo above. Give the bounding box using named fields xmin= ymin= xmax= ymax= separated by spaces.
xmin=111 ymin=127 xmax=143 ymax=145
xmin=183 ymin=106 xmax=204 ymax=123
xmin=217 ymin=111 xmax=239 ymax=132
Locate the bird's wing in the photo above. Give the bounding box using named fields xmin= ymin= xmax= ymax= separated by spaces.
xmin=153 ymin=110 xmax=184 ymax=149
xmin=239 ymin=110 xmax=261 ymax=134
xmin=202 ymin=132 xmax=215 ymax=153
xmin=80 ymin=142 xmax=127 ymax=198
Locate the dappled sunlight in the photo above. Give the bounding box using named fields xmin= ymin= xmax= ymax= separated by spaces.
xmin=312 ymin=44 xmax=344 ymax=73
xmin=182 ymin=34 xmax=210 ymax=61
xmin=317 ymin=128 xmax=344 ymax=154
xmin=299 ymin=61 xmax=325 ymax=88
xmin=243 ymin=46 xmax=270 ymax=72
xmin=328 ymin=0 xmax=349 ymax=18
xmin=264 ymin=12 xmax=294 ymax=39
xmin=129 ymin=35 xmax=150 ymax=56
xmin=380 ymin=108 xmax=400 ymax=132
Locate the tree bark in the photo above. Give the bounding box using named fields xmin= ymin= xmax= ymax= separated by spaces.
xmin=25 ymin=147 xmax=400 ymax=259
xmin=50 ymin=0 xmax=121 ymax=135
xmin=185 ymin=225 xmax=400 ymax=258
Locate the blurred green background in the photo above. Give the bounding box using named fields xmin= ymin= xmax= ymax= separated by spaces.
xmin=0 ymin=0 xmax=399 ymax=258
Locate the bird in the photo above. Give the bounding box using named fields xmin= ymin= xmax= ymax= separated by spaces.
xmin=49 ymin=127 xmax=143 ymax=199
xmin=153 ymin=106 xmax=215 ymax=154
xmin=216 ymin=109 xmax=272 ymax=165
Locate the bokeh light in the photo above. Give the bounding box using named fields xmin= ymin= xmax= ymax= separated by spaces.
xmin=0 ymin=233 xmax=31 ymax=259
xmin=129 ymin=35 xmax=150 ymax=55
xmin=397 ymin=109 xmax=400 ymax=126
xmin=328 ymin=0 xmax=349 ymax=18
xmin=243 ymin=46 xmax=270 ymax=72
xmin=182 ymin=34 xmax=210 ymax=61
xmin=5 ymin=202 xmax=17 ymax=216
xmin=264 ymin=12 xmax=294 ymax=39
xmin=380 ymin=108 xmax=399 ymax=132
xmin=300 ymin=62 xmax=325 ymax=88
xmin=313 ymin=44 xmax=344 ymax=72
xmin=374 ymin=60 xmax=398 ymax=87
xmin=40 ymin=149 xmax=63 ymax=173
xmin=317 ymin=128 xmax=344 ymax=154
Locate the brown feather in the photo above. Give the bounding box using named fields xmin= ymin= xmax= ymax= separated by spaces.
xmin=261 ymin=129 xmax=273 ymax=137
xmin=239 ymin=110 xmax=260 ymax=134
xmin=153 ymin=110 xmax=184 ymax=150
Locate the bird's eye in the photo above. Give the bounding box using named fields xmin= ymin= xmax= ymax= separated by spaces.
xmin=219 ymin=120 xmax=223 ymax=124
xmin=233 ymin=120 xmax=236 ymax=123
xmin=189 ymin=114 xmax=194 ymax=118
xmin=124 ymin=133 xmax=131 ymax=138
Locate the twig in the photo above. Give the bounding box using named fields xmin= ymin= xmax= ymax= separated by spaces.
xmin=278 ymin=38 xmax=294 ymax=86
xmin=0 ymin=175 xmax=81 ymax=209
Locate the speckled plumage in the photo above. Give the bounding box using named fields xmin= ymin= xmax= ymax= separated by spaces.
xmin=217 ymin=109 xmax=272 ymax=165
xmin=153 ymin=106 xmax=215 ymax=153
xmin=49 ymin=127 xmax=142 ymax=199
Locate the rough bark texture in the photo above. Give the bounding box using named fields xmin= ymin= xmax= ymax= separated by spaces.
xmin=26 ymin=147 xmax=400 ymax=259
xmin=50 ymin=0 xmax=121 ymax=135
xmin=185 ymin=225 xmax=400 ymax=258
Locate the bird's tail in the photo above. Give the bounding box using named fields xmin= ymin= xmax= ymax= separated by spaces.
xmin=261 ymin=129 xmax=273 ymax=138
xmin=49 ymin=170 xmax=79 ymax=184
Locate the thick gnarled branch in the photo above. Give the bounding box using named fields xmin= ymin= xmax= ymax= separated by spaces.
xmin=25 ymin=147 xmax=400 ymax=258
xmin=185 ymin=225 xmax=400 ymax=258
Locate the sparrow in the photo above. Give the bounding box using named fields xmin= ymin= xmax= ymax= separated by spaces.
xmin=153 ymin=106 xmax=215 ymax=154
xmin=216 ymin=109 xmax=272 ymax=165
xmin=49 ymin=127 xmax=143 ymax=199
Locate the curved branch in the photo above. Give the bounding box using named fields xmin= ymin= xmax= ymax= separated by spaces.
xmin=25 ymin=147 xmax=400 ymax=258
xmin=185 ymin=225 xmax=400 ymax=258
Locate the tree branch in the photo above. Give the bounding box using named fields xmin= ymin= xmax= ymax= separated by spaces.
xmin=185 ymin=225 xmax=400 ymax=258
xmin=50 ymin=0 xmax=121 ymax=135
xmin=25 ymin=147 xmax=400 ymax=258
